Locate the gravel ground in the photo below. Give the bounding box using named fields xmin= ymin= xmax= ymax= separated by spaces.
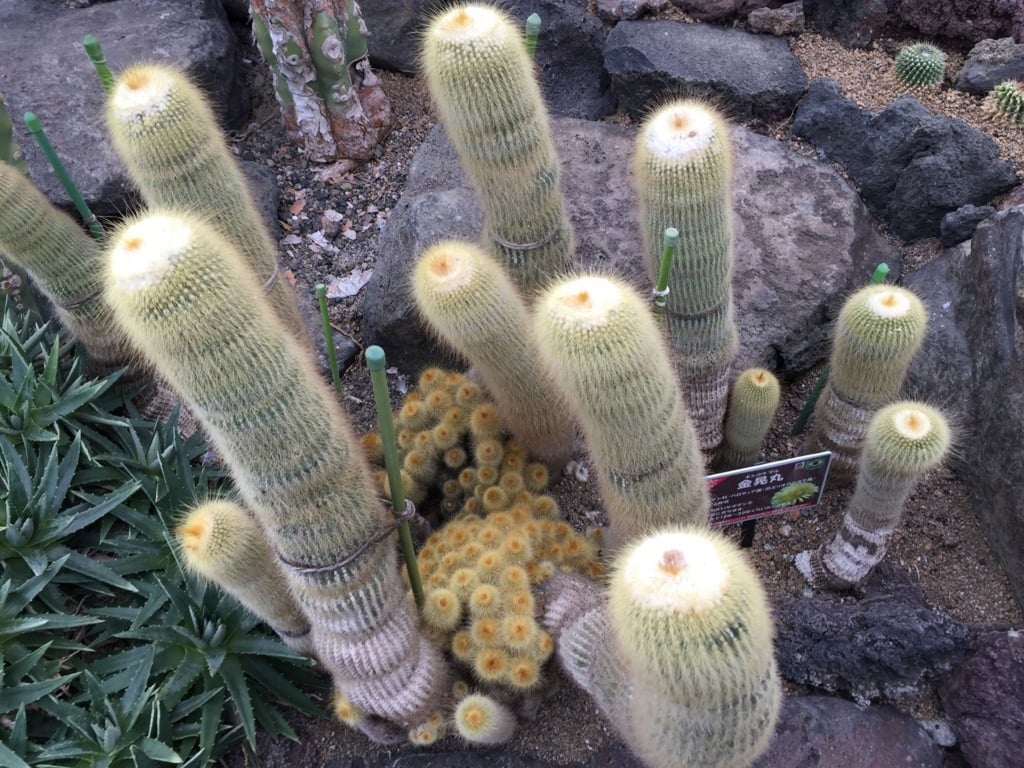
xmin=224 ymin=16 xmax=1024 ymax=765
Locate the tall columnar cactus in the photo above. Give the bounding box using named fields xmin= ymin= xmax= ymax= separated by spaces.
xmin=412 ymin=240 xmax=574 ymax=470
xmin=0 ymin=162 xmax=137 ymax=381
xmin=633 ymin=100 xmax=738 ymax=451
xmin=715 ymin=367 xmax=781 ymax=472
xmin=544 ymin=528 xmax=782 ymax=768
xmin=104 ymin=211 xmax=448 ymax=735
xmin=894 ymin=43 xmax=946 ymax=90
xmin=533 ymin=274 xmax=709 ymax=551
xmin=989 ymin=80 xmax=1024 ymax=125
xmin=178 ymin=499 xmax=314 ymax=656
xmin=798 ymin=402 xmax=951 ymax=590
xmin=421 ymin=3 xmax=573 ymax=296
xmin=807 ymin=284 xmax=927 ymax=481
xmin=104 ymin=63 xmax=307 ymax=342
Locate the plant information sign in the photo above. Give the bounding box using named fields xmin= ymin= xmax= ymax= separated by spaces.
xmin=706 ymin=452 xmax=832 ymax=527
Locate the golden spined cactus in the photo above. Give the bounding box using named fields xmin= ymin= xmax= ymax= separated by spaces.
xmin=714 ymin=367 xmax=781 ymax=472
xmin=533 ymin=274 xmax=710 ymax=552
xmin=104 ymin=211 xmax=448 ymax=734
xmin=177 ymin=499 xmax=313 ymax=656
xmin=421 ymin=4 xmax=574 ymax=295
xmin=413 ymin=240 xmax=574 ymax=471
xmin=454 ymin=693 xmax=517 ymax=745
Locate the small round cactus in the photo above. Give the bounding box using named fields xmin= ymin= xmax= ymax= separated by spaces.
xmin=454 ymin=693 xmax=517 ymax=745
xmin=989 ymin=80 xmax=1024 ymax=125
xmin=894 ymin=43 xmax=946 ymax=90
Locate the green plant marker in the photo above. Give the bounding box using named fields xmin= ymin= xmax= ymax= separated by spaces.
xmin=525 ymin=13 xmax=541 ymax=58
xmin=366 ymin=345 xmax=424 ymax=610
xmin=23 ymin=112 xmax=104 ymax=241
xmin=316 ymin=283 xmax=342 ymax=394
xmin=653 ymin=227 xmax=678 ymax=317
xmin=792 ymin=262 xmax=891 ymax=436
xmin=82 ymin=35 xmax=115 ymax=93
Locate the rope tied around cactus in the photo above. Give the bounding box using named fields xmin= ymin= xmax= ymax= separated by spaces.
xmin=275 ymin=498 xmax=422 ymax=575
xmin=262 ymin=263 xmax=281 ymax=293
xmin=61 ymin=288 xmax=104 ymax=311
xmin=493 ymin=222 xmax=562 ymax=253
xmin=663 ymin=296 xmax=730 ymax=323
xmin=608 ymin=454 xmax=676 ymax=491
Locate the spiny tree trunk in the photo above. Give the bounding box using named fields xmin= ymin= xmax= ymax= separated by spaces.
xmin=249 ymin=0 xmax=392 ymax=171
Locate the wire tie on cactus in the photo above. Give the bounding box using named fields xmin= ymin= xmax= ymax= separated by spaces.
xmin=608 ymin=454 xmax=675 ymax=491
xmin=262 ymin=263 xmax=281 ymax=293
xmin=61 ymin=287 xmax=103 ymax=311
xmin=493 ymin=223 xmax=562 ymax=252
xmin=663 ymin=299 xmax=729 ymax=323
xmin=276 ymin=498 xmax=419 ymax=575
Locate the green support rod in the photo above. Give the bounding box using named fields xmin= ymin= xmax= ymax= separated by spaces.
xmin=653 ymin=227 xmax=678 ymax=317
xmin=23 ymin=112 xmax=104 ymax=241
xmin=316 ymin=283 xmax=342 ymax=394
xmin=791 ymin=262 xmax=891 ymax=436
xmin=82 ymin=35 xmax=115 ymax=93
xmin=366 ymin=345 xmax=424 ymax=609
xmin=525 ymin=13 xmax=541 ymax=58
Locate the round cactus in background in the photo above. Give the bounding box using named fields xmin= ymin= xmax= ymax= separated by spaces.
xmin=989 ymin=80 xmax=1024 ymax=125
xmin=893 ymin=43 xmax=946 ymax=90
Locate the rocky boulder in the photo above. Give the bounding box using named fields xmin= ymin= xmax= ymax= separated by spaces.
xmin=0 ymin=0 xmax=245 ymax=217
xmin=746 ymin=2 xmax=805 ymax=37
xmin=668 ymin=0 xmax=772 ymax=22
xmin=603 ymin=20 xmax=808 ymax=121
xmin=954 ymin=37 xmax=1024 ymax=96
xmin=802 ymin=0 xmax=890 ymax=48
xmin=361 ymin=116 xmax=898 ymax=374
xmin=792 ymin=79 xmax=1019 ymax=241
xmin=904 ymin=209 xmax=1024 ymax=612
xmin=893 ymin=0 xmax=1024 ymax=45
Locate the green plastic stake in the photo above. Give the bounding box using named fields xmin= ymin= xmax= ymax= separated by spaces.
xmin=23 ymin=112 xmax=104 ymax=241
xmin=82 ymin=35 xmax=115 ymax=93
xmin=366 ymin=345 xmax=424 ymax=610
xmin=0 ymin=94 xmax=28 ymax=174
xmin=316 ymin=283 xmax=342 ymax=394
xmin=653 ymin=227 xmax=678 ymax=317
xmin=525 ymin=13 xmax=541 ymax=58
xmin=791 ymin=262 xmax=891 ymax=436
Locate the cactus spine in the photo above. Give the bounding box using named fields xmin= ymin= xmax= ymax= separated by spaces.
xmin=421 ymin=4 xmax=573 ymax=295
xmin=104 ymin=211 xmax=448 ymax=733
xmin=104 ymin=64 xmax=306 ymax=342
xmin=412 ymin=240 xmax=574 ymax=470
xmin=808 ymin=284 xmax=927 ymax=480
xmin=544 ymin=529 xmax=781 ymax=768
xmin=178 ymin=499 xmax=314 ymax=656
xmin=0 ymin=162 xmax=137 ymax=380
xmin=633 ymin=100 xmax=738 ymax=450
xmin=798 ymin=402 xmax=951 ymax=590
xmin=894 ymin=43 xmax=946 ymax=90
xmin=715 ymin=367 xmax=781 ymax=472
xmin=533 ymin=274 xmax=709 ymax=551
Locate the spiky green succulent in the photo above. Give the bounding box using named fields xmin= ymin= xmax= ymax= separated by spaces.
xmin=990 ymin=80 xmax=1024 ymax=125
xmin=894 ymin=43 xmax=946 ymax=90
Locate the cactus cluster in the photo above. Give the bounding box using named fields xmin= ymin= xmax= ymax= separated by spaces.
xmin=988 ymin=80 xmax=1024 ymax=125
xmin=893 ymin=43 xmax=946 ymax=90
xmin=421 ymin=4 xmax=573 ymax=295
xmin=798 ymin=401 xmax=951 ymax=590
xmin=414 ymin=504 xmax=601 ymax=695
xmin=362 ymin=367 xmax=556 ymax=518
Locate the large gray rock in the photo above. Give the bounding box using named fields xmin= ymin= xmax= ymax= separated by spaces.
xmin=954 ymin=37 xmax=1024 ymax=96
xmin=894 ymin=0 xmax=1023 ymax=45
xmin=603 ymin=21 xmax=808 ymax=121
xmin=752 ymin=696 xmax=945 ymax=768
xmin=362 ymin=116 xmax=898 ymax=374
xmin=668 ymin=0 xmax=771 ymax=22
xmin=364 ymin=0 xmax=614 ymax=119
xmin=939 ymin=629 xmax=1024 ymax=768
xmin=793 ymin=79 xmax=1019 ymax=241
xmin=904 ymin=209 xmax=1024 ymax=611
xmin=772 ymin=565 xmax=971 ymax=703
xmin=802 ymin=0 xmax=890 ymax=48
xmin=0 ymin=0 xmax=245 ymax=217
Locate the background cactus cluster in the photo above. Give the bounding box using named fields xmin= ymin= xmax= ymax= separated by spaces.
xmin=893 ymin=43 xmax=946 ymax=90
xmin=988 ymin=80 xmax=1024 ymax=125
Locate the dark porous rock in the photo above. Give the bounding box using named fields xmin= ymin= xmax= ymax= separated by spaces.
xmin=905 ymin=209 xmax=1024 ymax=612
xmin=668 ymin=0 xmax=772 ymax=23
xmin=594 ymin=0 xmax=670 ymax=23
xmin=802 ymin=0 xmax=890 ymax=48
xmin=954 ymin=37 xmax=1024 ymax=96
xmin=359 ymin=0 xmax=441 ymax=73
xmin=363 ymin=116 xmax=897 ymax=375
xmin=793 ymin=79 xmax=1018 ymax=241
xmin=939 ymin=204 xmax=996 ymax=246
xmin=603 ymin=20 xmax=808 ymax=121
xmin=0 ymin=0 xmax=245 ymax=217
xmin=747 ymin=2 xmax=805 ymax=37
xmin=387 ymin=751 xmax=554 ymax=767
xmin=752 ymin=696 xmax=945 ymax=768
xmin=939 ymin=629 xmax=1024 ymax=768
xmin=772 ymin=565 xmax=971 ymax=702
xmin=894 ymin=0 xmax=1024 ymax=45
